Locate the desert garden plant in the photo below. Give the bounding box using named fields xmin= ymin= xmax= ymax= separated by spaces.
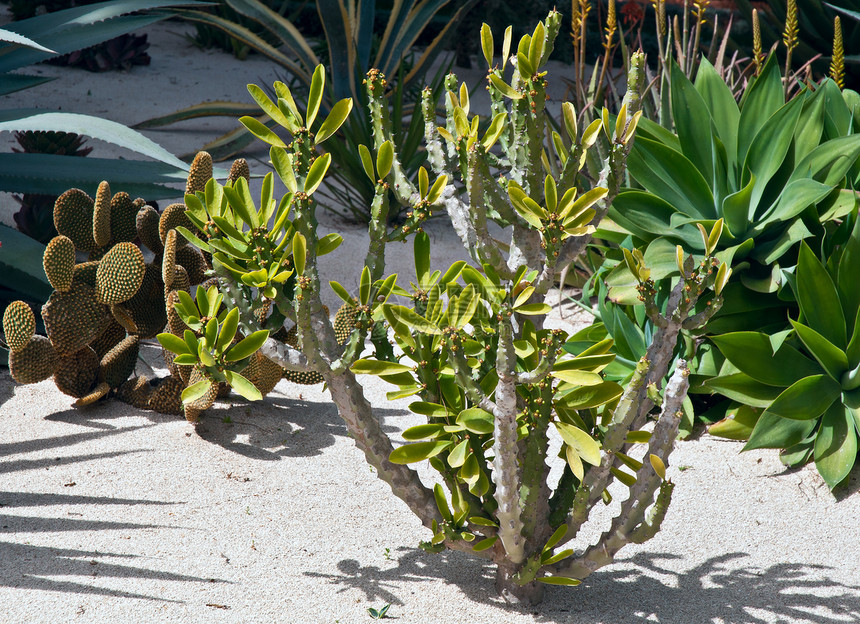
xmin=3 ymin=10 xmax=734 ymax=605
xmin=706 ymin=220 xmax=860 ymax=490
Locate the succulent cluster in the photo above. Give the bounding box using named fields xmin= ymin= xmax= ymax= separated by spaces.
xmin=3 ymin=153 xmax=354 ymax=421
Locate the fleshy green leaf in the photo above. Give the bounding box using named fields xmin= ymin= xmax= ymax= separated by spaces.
xmin=304 ymin=152 xmax=331 ymax=195
xmin=390 ymin=440 xmax=453 ymax=464
xmin=224 ymin=329 xmax=269 ymax=362
xmin=315 ymin=97 xmax=353 ymax=144
xmin=351 ymin=359 xmax=413 ymax=375
xmin=225 ymin=371 xmax=262 ymax=401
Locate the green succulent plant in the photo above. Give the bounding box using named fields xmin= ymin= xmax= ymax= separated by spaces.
xmin=157 ymin=285 xmax=270 ymax=412
xmin=707 ymin=218 xmax=860 ymax=489
xmin=609 ymin=56 xmax=860 ymax=334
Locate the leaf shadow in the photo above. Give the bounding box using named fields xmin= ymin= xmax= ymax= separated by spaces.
xmin=307 ymin=548 xmax=860 ymax=622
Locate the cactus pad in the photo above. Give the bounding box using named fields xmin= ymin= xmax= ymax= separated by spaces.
xmin=100 ymin=334 xmax=140 ymax=388
xmin=334 ymin=303 xmax=359 ymax=344
xmin=90 ymin=317 xmax=126 ymax=358
xmin=95 ymin=242 xmax=145 ymax=305
xmin=3 ymin=301 xmax=36 ymax=353
xmin=54 ymin=188 xmax=96 ymax=252
xmin=136 ymin=204 xmax=163 ymax=254
xmin=158 ymin=203 xmax=193 ymax=246
xmin=109 ymin=192 xmax=139 ymax=244
xmin=162 ymin=228 xmax=177 ymax=289
xmin=92 ymin=181 xmax=112 ymax=248
xmin=147 ymin=375 xmax=184 ymax=415
xmin=186 ymin=151 xmax=213 ymax=195
xmin=42 ymin=282 xmax=108 ymax=356
xmin=9 ymin=335 xmax=58 ymax=384
xmin=249 ymin=352 xmax=284 ymax=396
xmin=72 ymin=261 xmax=99 ymax=288
xmin=74 ymin=381 xmax=111 ymax=407
xmin=43 ymin=235 xmax=77 ymax=292
xmin=172 ymin=265 xmax=190 ymax=293
xmin=228 ymin=158 xmax=250 ymax=184
xmin=176 ymin=245 xmax=207 ymax=285
xmin=53 ymin=346 xmax=99 ymax=398
xmin=123 ymin=263 xmax=167 ymax=338
xmin=117 ymin=375 xmax=155 ymax=410
xmin=184 ymin=367 xmax=217 ymax=422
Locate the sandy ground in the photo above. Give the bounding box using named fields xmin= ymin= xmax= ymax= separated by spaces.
xmin=2 ymin=12 xmax=860 ymax=624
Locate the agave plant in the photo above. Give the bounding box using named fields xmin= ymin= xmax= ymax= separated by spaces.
xmin=707 ymin=218 xmax=860 ymax=489
xmin=608 ymin=55 xmax=860 ymax=335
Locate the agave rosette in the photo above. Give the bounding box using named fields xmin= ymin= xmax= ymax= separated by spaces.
xmin=707 ymin=220 xmax=860 ymax=489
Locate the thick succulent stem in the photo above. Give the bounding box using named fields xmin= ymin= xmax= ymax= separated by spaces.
xmin=490 ymin=315 xmax=525 ymax=563
xmin=323 ymin=369 xmax=441 ymax=528
xmin=495 ymin=560 xmax=545 ymax=605
xmin=554 ymin=361 xmax=688 ymax=580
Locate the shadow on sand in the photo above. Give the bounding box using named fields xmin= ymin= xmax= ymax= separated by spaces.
xmin=308 ymin=549 xmax=860 ymax=623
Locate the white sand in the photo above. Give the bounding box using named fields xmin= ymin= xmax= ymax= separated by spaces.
xmin=1 ymin=14 xmax=859 ymax=624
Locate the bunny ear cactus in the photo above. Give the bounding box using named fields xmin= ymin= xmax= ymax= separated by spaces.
xmin=708 ymin=218 xmax=860 ymax=490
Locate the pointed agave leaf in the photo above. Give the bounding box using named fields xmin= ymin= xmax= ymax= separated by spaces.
xmin=789 ymin=320 xmax=849 ymax=381
xmin=389 ymin=440 xmax=452 ymax=464
xmin=239 ymin=116 xmax=286 ymax=148
xmin=304 ymin=152 xmax=331 ymax=196
xmin=224 ymin=330 xmax=269 ymax=362
xmin=814 ymin=404 xmax=858 ymax=489
xmin=745 ymin=409 xmax=817 ymax=451
xmin=797 ymin=243 xmax=846 ymax=348
xmin=710 ymin=332 xmax=821 ymax=387
xmin=315 ymin=97 xmax=353 ymax=144
xmin=764 ymin=375 xmax=841 ymax=421
xmin=181 ymin=379 xmax=213 ymax=405
xmin=225 ymin=371 xmax=262 ymax=402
